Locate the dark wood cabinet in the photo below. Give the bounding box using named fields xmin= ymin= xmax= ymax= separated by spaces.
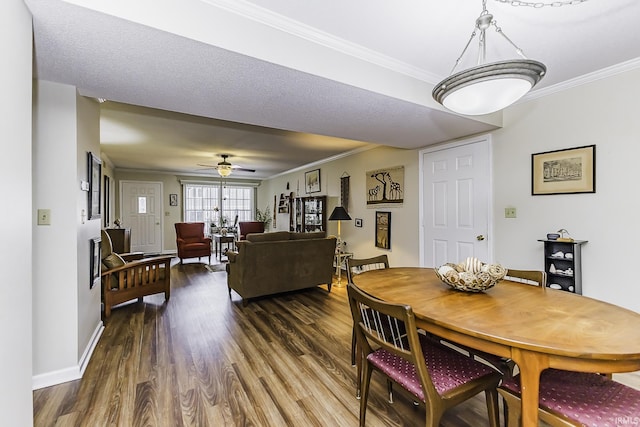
xmin=539 ymin=239 xmax=587 ymax=294
xmin=292 ymin=196 xmax=326 ymax=234
xmin=106 ymin=228 xmax=131 ymax=254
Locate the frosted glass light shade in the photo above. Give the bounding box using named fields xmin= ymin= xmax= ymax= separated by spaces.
xmin=217 ymin=165 xmax=232 ymax=177
xmin=433 ymin=59 xmax=546 ymax=116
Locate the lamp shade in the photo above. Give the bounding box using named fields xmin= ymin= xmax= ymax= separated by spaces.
xmin=329 ymin=206 xmax=351 ymax=221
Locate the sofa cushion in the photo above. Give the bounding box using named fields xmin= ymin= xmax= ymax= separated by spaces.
xmin=247 ymin=231 xmax=291 ymax=242
xmin=290 ymin=231 xmax=326 ymax=240
xmin=103 ymin=253 xmax=126 ymax=269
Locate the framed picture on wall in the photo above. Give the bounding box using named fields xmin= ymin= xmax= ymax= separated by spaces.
xmin=532 ymin=145 xmax=596 ymax=195
xmin=88 ymin=152 xmax=102 ymax=220
xmin=103 ymin=175 xmax=110 ymax=227
xmin=169 ymin=193 xmax=178 ymax=206
xmin=305 ymin=169 xmax=321 ymax=193
xmin=375 ymin=211 xmax=391 ymax=249
xmin=90 ymin=237 xmax=101 ymax=289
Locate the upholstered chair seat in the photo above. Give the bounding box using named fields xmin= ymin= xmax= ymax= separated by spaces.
xmin=369 ymin=334 xmax=502 ymax=402
xmin=500 ymin=368 xmax=640 ymax=426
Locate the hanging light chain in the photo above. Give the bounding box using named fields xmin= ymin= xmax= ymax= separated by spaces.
xmin=494 ymin=0 xmax=588 ymax=8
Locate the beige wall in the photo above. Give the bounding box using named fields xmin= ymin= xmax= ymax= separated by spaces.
xmin=112 ymin=170 xmax=259 ymax=252
xmin=493 ymin=67 xmax=640 ymax=312
xmin=32 ymin=80 xmax=103 ymax=388
xmin=258 ymin=145 xmax=421 ymax=267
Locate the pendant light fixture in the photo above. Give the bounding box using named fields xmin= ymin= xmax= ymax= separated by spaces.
xmin=432 ymin=0 xmax=546 ymax=116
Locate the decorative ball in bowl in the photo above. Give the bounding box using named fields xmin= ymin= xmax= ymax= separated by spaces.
xmin=434 ymin=257 xmax=507 ymax=293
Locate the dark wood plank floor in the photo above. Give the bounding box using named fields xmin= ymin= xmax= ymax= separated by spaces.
xmin=33 ymin=261 xmax=640 ymax=426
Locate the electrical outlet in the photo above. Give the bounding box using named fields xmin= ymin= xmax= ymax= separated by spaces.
xmin=38 ymin=209 xmax=51 ymax=225
xmin=504 ymin=207 xmax=517 ymax=218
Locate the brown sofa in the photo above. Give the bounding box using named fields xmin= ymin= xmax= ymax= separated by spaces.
xmin=226 ymin=231 xmax=336 ymax=304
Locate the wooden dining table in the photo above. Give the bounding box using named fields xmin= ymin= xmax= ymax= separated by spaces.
xmin=352 ymin=267 xmax=640 ymax=427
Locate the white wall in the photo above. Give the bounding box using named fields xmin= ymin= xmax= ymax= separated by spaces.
xmin=258 ymin=145 xmax=421 ymax=267
xmin=493 ymin=68 xmax=640 ymax=313
xmin=0 ymin=0 xmax=34 ymax=424
xmin=32 ymin=80 xmax=103 ymax=387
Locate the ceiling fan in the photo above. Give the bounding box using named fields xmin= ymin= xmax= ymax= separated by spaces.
xmin=198 ymin=154 xmax=256 ymax=178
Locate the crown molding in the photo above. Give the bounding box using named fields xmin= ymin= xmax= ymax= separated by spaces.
xmin=201 ymin=0 xmax=439 ymax=83
xmin=525 ymin=57 xmax=640 ymax=101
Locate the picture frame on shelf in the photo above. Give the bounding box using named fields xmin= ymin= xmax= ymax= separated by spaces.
xmin=305 ymin=168 xmax=321 ymax=193
xmin=90 ymin=237 xmax=101 ymax=289
xmin=532 ymin=145 xmax=595 ymax=195
xmin=88 ymin=152 xmax=102 ymax=220
xmin=375 ymin=211 xmax=390 ymax=249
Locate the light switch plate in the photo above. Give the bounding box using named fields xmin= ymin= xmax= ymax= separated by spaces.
xmin=38 ymin=209 xmax=51 ymax=225
xmin=504 ymin=207 xmax=517 ymax=218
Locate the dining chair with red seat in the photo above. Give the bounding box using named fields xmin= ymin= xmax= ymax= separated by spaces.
xmin=347 ymin=282 xmax=501 ymax=427
xmin=499 ymin=368 xmax=640 ymax=427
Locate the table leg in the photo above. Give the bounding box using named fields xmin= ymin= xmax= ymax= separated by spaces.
xmin=511 ymin=348 xmax=549 ymax=427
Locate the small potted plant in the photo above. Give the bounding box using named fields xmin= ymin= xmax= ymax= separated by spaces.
xmin=255 ymin=206 xmax=272 ymax=231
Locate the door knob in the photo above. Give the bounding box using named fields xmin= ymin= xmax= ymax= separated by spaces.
xmin=476 ymin=235 xmax=485 ymax=241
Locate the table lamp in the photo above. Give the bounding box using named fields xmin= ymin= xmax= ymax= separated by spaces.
xmin=329 ymin=206 xmax=351 ymax=287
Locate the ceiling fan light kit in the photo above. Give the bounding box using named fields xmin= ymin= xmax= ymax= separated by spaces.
xmin=198 ymin=154 xmax=256 ymax=178
xmin=432 ymin=0 xmax=547 ymax=115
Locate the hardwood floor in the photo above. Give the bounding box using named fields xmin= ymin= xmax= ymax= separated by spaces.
xmin=33 ymin=261 xmax=640 ymax=426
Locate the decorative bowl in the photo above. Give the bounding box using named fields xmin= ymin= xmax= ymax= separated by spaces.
xmin=435 ymin=258 xmax=507 ymax=293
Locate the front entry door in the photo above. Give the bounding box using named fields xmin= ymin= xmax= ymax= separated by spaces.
xmin=120 ymin=181 xmax=163 ymax=254
xmin=421 ymin=136 xmax=491 ymax=267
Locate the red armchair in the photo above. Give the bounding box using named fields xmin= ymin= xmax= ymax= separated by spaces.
xmin=175 ymin=222 xmax=212 ymax=265
xmin=238 ymin=221 xmax=265 ymax=240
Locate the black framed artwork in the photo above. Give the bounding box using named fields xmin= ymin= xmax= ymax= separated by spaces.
xmin=532 ymin=145 xmax=595 ymax=195
xmin=375 ymin=211 xmax=390 ymax=249
xmin=90 ymin=237 xmax=101 ymax=289
xmin=88 ymin=152 xmax=102 ymax=220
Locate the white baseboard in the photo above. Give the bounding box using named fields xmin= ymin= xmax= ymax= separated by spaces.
xmin=32 ymin=321 xmax=105 ymax=390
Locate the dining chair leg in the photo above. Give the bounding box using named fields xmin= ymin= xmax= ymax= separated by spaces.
xmin=359 ymin=362 xmax=373 ymax=427
xmin=485 ymin=388 xmax=500 ymax=427
xmin=387 ymin=379 xmax=393 ymax=403
xmin=351 ymin=328 xmax=357 ymax=366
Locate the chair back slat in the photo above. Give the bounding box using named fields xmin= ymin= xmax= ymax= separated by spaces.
xmin=504 ymin=269 xmax=546 ymax=287
xmin=346 ymin=255 xmax=389 ymax=284
xmin=347 ymin=283 xmax=438 ymax=397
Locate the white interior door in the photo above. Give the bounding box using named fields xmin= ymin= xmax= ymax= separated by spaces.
xmin=120 ymin=181 xmax=163 ymax=254
xmin=420 ymin=137 xmax=491 ymax=267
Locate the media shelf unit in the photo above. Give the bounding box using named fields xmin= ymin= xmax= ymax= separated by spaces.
xmin=538 ymin=239 xmax=587 ymax=294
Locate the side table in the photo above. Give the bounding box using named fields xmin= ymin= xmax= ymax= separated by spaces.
xmin=213 ymin=234 xmax=235 ymax=261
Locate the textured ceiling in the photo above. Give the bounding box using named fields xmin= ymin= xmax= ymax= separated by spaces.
xmin=25 ymin=0 xmax=640 ymax=178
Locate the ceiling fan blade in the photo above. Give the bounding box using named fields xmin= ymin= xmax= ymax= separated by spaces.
xmin=197 ymin=163 xmax=218 ymax=169
xmin=232 ymin=167 xmax=256 ymax=172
